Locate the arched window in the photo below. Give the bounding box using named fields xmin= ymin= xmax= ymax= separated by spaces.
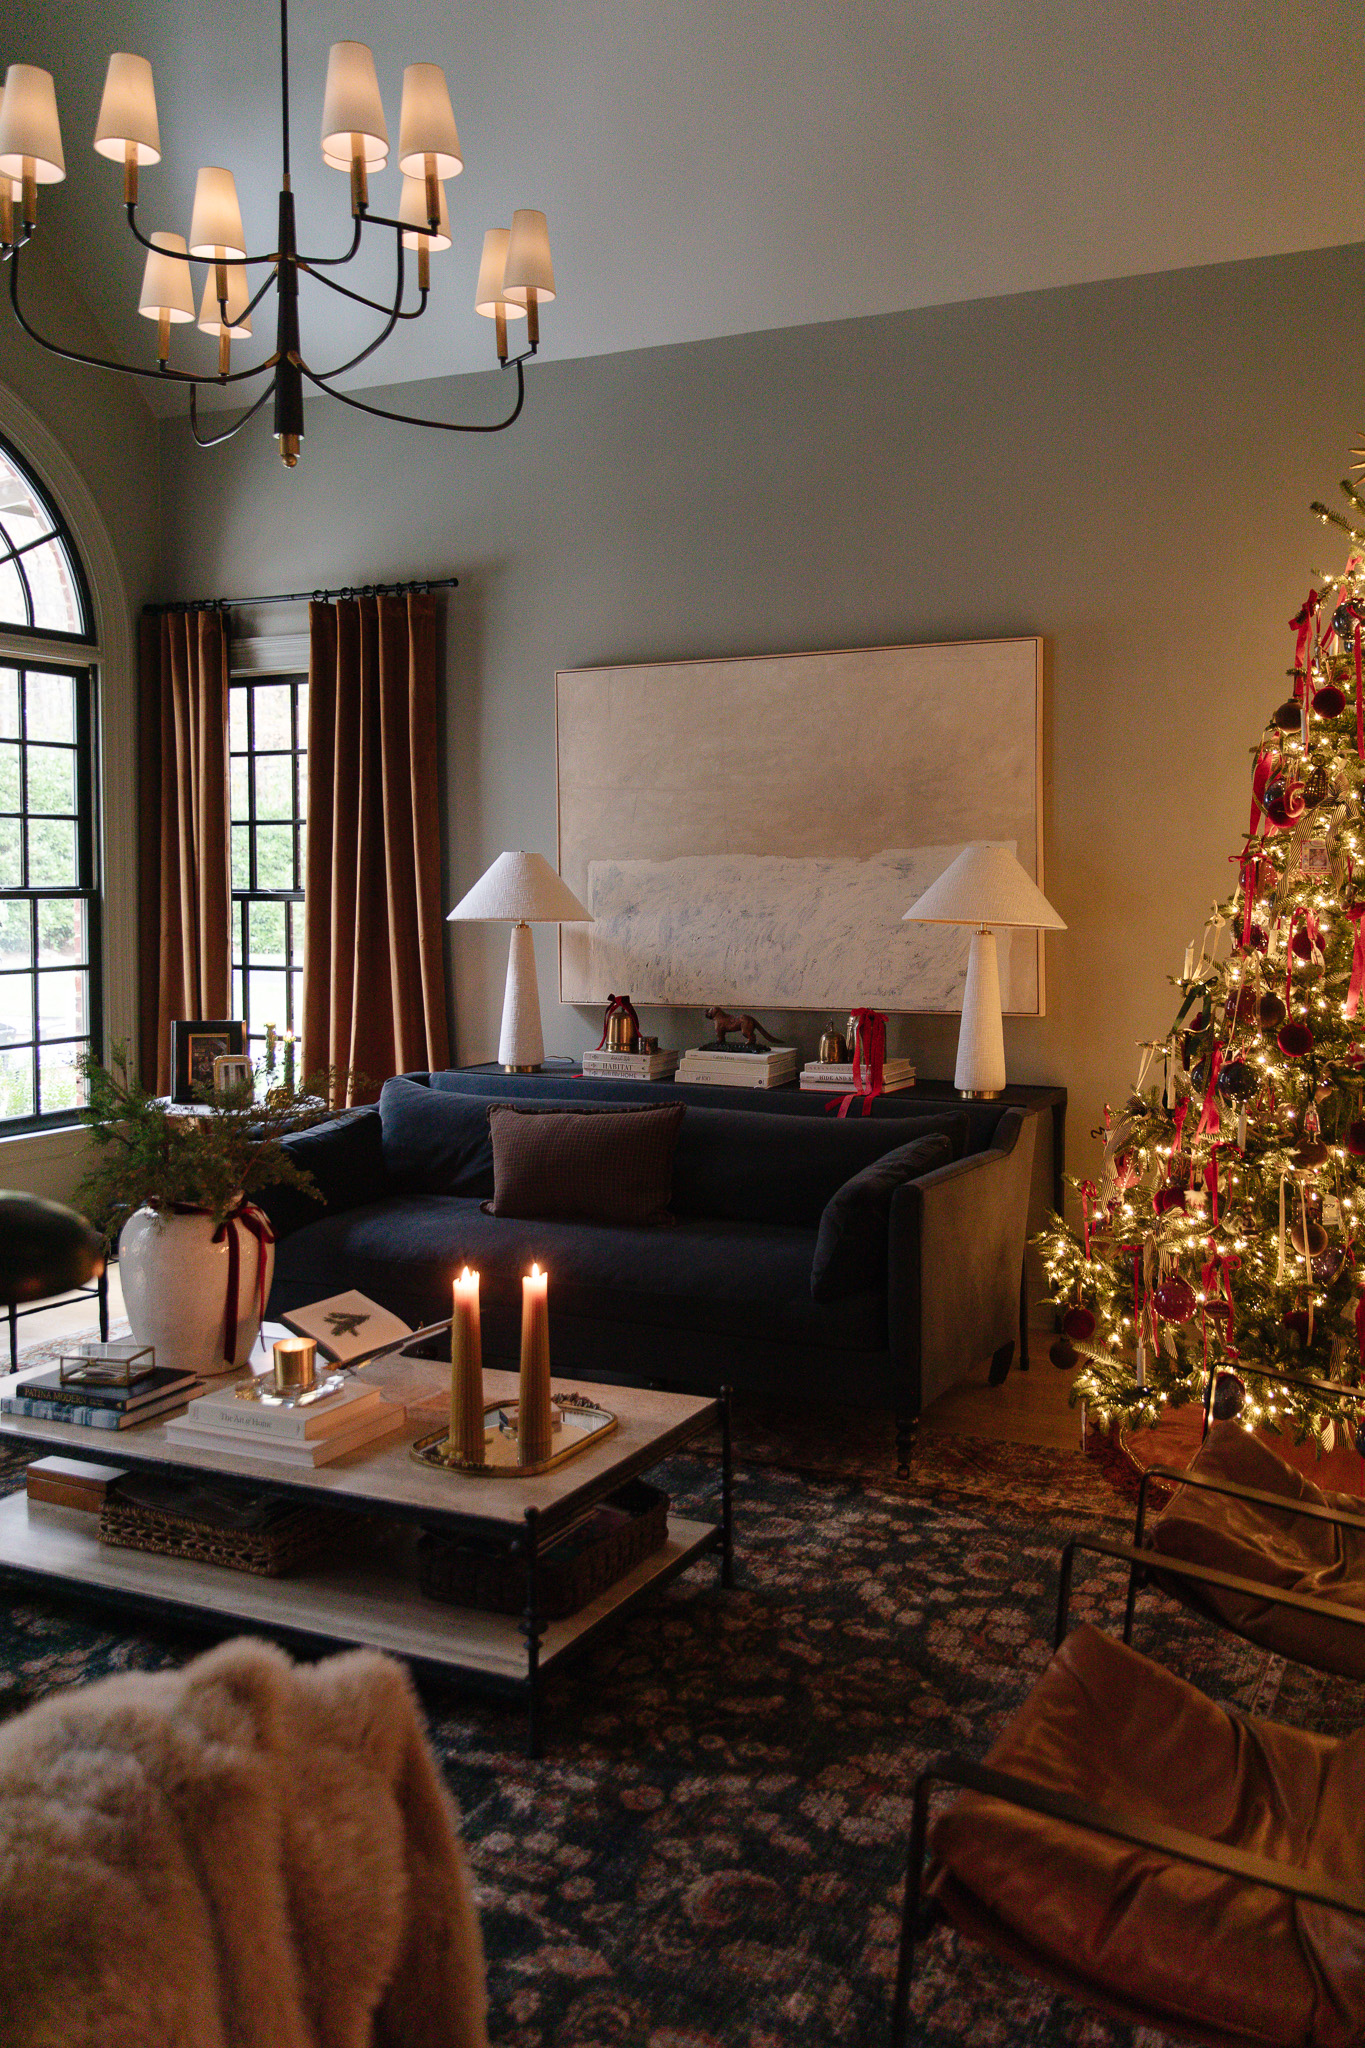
xmin=0 ymin=434 xmax=100 ymax=1129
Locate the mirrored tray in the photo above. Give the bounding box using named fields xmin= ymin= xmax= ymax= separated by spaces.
xmin=234 ymin=1369 xmax=349 ymax=1411
xmin=411 ymin=1394 xmax=619 ymax=1477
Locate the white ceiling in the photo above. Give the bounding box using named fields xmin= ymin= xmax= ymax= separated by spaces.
xmin=8 ymin=0 xmax=1365 ymax=417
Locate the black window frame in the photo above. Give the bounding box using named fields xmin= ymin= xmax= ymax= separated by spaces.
xmin=0 ymin=429 xmax=94 ymax=648
xmin=229 ymin=672 xmax=307 ymax=1061
xmin=0 ymin=657 xmax=103 ymax=1132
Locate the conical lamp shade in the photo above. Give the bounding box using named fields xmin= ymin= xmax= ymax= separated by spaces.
xmin=446 ymin=850 xmax=591 ymax=923
xmin=902 ymin=843 xmax=1065 ymax=930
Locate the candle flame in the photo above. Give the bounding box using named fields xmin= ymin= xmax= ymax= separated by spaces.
xmin=530 ymin=1262 xmax=542 ymax=1279
xmin=459 ymin=1266 xmax=473 ymax=1284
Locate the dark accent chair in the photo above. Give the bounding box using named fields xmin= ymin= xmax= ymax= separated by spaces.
xmin=892 ymin=1620 xmax=1365 ymax=2048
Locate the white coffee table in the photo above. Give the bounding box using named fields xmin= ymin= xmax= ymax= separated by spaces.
xmin=0 ymin=1367 xmax=734 ymax=1754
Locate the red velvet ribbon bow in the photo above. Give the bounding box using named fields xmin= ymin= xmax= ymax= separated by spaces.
xmin=1290 ymin=588 xmax=1320 ymax=696
xmin=212 ymin=1201 xmax=275 ymax=1366
xmin=1347 ymin=908 xmax=1365 ymax=1021
xmin=833 ymin=1008 xmax=887 ymax=1119
xmin=1193 ymin=1042 xmax=1224 ymax=1142
xmin=1200 ymin=1243 xmax=1238 ymax=1342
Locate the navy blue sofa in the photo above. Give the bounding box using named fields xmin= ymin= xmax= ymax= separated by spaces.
xmin=262 ymin=1071 xmax=1040 ymax=1465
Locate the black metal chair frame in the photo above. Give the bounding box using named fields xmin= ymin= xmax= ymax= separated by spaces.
xmin=5 ymin=1265 xmax=108 ymax=1374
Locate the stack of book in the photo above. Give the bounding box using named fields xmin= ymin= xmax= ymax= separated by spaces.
xmin=2 ymin=1365 xmax=203 ymax=1430
xmin=162 ymin=1374 xmax=405 ymax=1468
xmin=676 ymin=1045 xmax=799 ymax=1089
xmin=581 ymin=1046 xmax=681 ymax=1081
xmin=799 ymin=1058 xmax=917 ymax=1095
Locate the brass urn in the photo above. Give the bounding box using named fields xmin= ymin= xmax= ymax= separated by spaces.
xmin=819 ymin=1024 xmax=847 ymax=1064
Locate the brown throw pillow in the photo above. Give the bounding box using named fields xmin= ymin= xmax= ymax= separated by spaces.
xmin=487 ymin=1104 xmax=685 ymax=1225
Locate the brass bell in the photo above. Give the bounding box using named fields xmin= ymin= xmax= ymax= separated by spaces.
xmin=819 ymin=1024 xmax=847 ymax=1064
xmin=606 ymin=1004 xmax=637 ymax=1053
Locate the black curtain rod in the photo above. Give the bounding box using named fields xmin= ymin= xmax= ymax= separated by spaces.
xmin=146 ymin=574 xmax=459 ymax=615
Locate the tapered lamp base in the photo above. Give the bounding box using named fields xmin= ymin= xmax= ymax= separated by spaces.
xmin=497 ymin=921 xmax=545 ymax=1071
xmin=954 ymin=927 xmax=1007 ymax=1098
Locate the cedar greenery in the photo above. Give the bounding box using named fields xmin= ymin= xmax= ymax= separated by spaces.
xmin=75 ymin=1043 xmax=342 ymax=1236
xmin=1037 ymin=476 xmax=1365 ymax=1449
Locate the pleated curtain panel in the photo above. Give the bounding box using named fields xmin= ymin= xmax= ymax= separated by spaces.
xmin=303 ymin=591 xmax=450 ymax=1099
xmin=137 ymin=609 xmax=232 ymax=1093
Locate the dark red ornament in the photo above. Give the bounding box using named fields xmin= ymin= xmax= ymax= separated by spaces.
xmin=1272 ymin=699 xmax=1303 ymax=731
xmin=1277 ymin=1019 xmax=1314 ymax=1058
xmin=1152 ymin=1273 xmax=1197 ymax=1324
xmin=1291 ymin=1138 xmax=1330 ymax=1169
xmin=1347 ymin=1121 xmax=1365 ymax=1158
xmin=1289 ymin=1217 xmax=1329 ymax=1257
xmin=1282 ymin=1307 xmax=1312 ymax=1345
xmin=1224 ymin=988 xmax=1259 ymax=1027
xmin=1050 ymin=1335 xmax=1078 ymax=1371
xmin=1263 ymin=777 xmax=1306 ymax=829
xmin=1314 ymin=684 xmax=1347 ymax=718
xmin=1154 ymin=1185 xmax=1187 ymax=1215
xmin=1291 ymin=926 xmax=1317 ymax=960
xmin=1061 ymin=1305 xmax=1096 ymax=1343
xmin=1258 ymin=991 xmax=1287 ymax=1030
xmin=1242 ymin=924 xmax=1268 ymax=952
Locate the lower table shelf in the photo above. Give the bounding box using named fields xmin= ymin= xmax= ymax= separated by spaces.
xmin=0 ymin=1492 xmax=718 ymax=1688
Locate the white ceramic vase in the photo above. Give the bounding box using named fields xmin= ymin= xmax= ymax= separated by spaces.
xmin=120 ymin=1204 xmax=275 ymax=1379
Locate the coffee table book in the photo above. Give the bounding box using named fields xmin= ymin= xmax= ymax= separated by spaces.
xmin=0 ymin=1367 xmax=733 ymax=1755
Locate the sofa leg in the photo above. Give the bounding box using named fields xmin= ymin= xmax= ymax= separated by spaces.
xmin=988 ymin=1340 xmax=1015 ymax=1387
xmin=895 ymin=1412 xmax=919 ymax=1479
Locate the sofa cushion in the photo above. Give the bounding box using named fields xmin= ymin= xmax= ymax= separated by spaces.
xmin=268 ymin=1196 xmax=886 ymax=1355
xmin=811 ymin=1129 xmax=954 ymax=1302
xmin=670 ymin=1105 xmax=970 ymax=1227
xmin=487 ymin=1103 xmax=684 ymax=1225
xmin=379 ymin=1076 xmax=496 ymax=1196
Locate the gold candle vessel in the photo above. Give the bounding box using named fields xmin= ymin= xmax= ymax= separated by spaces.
xmin=272 ymin=1335 xmax=317 ymax=1394
xmin=450 ymin=1265 xmax=485 ymax=1464
xmin=518 ymin=1261 xmax=552 ymax=1464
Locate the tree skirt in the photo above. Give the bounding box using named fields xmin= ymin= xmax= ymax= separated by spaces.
xmin=0 ymin=1419 xmax=1361 ymax=2047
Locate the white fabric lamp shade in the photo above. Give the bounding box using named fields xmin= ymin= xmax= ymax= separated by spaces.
xmin=902 ymin=842 xmax=1064 ymax=1099
xmin=188 ymin=166 xmax=246 ymax=259
xmin=197 ymin=262 xmax=252 ymax=336
xmin=447 ymin=850 xmax=590 ymax=925
xmin=399 ymin=173 xmax=452 ymax=251
xmin=474 ymin=228 xmax=526 ymax=319
xmin=901 ymin=842 xmax=1066 ymax=930
xmin=320 ymin=42 xmax=388 ymax=170
xmin=93 ymin=53 xmax=160 ymax=164
xmin=447 ymin=852 xmax=591 ymax=1072
xmin=0 ymin=65 xmax=65 ymax=182
xmin=397 ymin=64 xmax=462 ymax=179
xmin=138 ymin=231 xmax=196 ymax=322
xmin=503 ymin=208 xmax=555 ymax=303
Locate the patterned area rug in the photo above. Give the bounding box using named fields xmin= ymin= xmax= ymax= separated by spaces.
xmin=0 ymin=1396 xmax=1359 ymax=2046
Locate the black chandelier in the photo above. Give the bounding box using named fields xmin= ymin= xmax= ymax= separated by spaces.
xmin=0 ymin=0 xmax=555 ymax=467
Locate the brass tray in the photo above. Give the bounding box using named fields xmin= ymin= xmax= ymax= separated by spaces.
xmin=411 ymin=1393 xmax=619 ymax=1478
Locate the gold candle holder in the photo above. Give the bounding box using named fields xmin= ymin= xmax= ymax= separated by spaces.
xmin=518 ymin=1262 xmax=552 ymax=1465
xmin=272 ymin=1335 xmax=317 ymax=1394
xmin=450 ymin=1266 xmax=485 ymax=1464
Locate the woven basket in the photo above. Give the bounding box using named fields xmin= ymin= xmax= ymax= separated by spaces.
xmin=99 ymin=1488 xmax=351 ymax=1578
xmin=418 ymin=1478 xmax=669 ymax=1618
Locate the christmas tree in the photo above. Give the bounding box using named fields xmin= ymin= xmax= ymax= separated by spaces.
xmin=1039 ymin=475 xmax=1365 ymax=1450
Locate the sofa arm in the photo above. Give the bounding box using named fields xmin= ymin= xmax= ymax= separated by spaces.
xmin=255 ymin=1106 xmax=390 ymax=1242
xmin=886 ymin=1108 xmax=1039 ymax=1417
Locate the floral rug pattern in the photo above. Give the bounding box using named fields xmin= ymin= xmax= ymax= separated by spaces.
xmin=0 ymin=1410 xmax=1359 ymax=2046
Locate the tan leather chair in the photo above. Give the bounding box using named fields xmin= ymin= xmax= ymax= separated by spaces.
xmin=892 ymin=1623 xmax=1365 ymax=2048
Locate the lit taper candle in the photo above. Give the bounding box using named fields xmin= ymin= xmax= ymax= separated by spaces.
xmin=450 ymin=1265 xmax=484 ymax=1464
xmin=518 ymin=1261 xmax=552 ymax=1463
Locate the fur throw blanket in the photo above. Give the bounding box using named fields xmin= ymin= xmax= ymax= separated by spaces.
xmin=0 ymin=1637 xmax=487 ymax=2048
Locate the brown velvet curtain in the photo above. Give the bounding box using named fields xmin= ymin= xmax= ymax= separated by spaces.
xmin=137 ymin=609 xmax=232 ymax=1093
xmin=302 ymin=592 xmax=450 ymax=1100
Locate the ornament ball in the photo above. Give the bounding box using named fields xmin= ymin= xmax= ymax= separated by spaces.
xmin=1152 ymin=1273 xmax=1197 ymax=1324
xmin=1061 ymin=1305 xmax=1096 ymax=1342
xmin=1258 ymin=991 xmax=1288 ymax=1029
xmin=1050 ymin=1335 xmax=1078 ymax=1371
xmin=1272 ymin=699 xmax=1302 ymax=731
xmin=1313 ymin=686 xmax=1346 ymax=718
xmin=1346 ymin=1121 xmax=1365 ymax=1158
xmin=1211 ymin=1370 xmax=1246 ymax=1421
xmin=1277 ymin=1019 xmax=1314 ymax=1058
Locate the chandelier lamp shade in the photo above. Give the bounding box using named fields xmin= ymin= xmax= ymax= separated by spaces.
xmin=447 ymin=852 xmax=592 ymax=1073
xmin=901 ymin=842 xmax=1066 ymax=1099
xmin=0 ymin=0 xmax=558 ymax=468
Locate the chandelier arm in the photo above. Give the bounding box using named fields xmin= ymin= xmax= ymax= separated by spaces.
xmin=298 ymin=355 xmax=526 ymax=434
xmin=123 ymin=202 xmax=281 ymax=269
xmin=189 ymin=376 xmax=279 ymax=448
xmin=299 ymin=262 xmax=427 ymax=322
xmin=301 ymin=234 xmax=412 ymax=376
xmin=8 ymin=244 xmax=279 ymax=386
xmin=295 ymin=215 xmax=364 ymax=268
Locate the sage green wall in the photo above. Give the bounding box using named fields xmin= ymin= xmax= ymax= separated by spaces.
xmin=155 ymin=238 xmax=1365 ymax=1202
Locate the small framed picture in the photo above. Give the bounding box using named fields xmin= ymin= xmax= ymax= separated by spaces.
xmin=171 ymin=1019 xmax=245 ymax=1104
xmin=212 ymin=1053 xmax=254 ymax=1096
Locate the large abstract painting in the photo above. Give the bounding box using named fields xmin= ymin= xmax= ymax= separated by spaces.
xmin=556 ymin=638 xmax=1045 ymax=1014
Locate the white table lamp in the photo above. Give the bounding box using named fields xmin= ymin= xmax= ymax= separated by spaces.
xmin=447 ymin=851 xmax=592 ymax=1071
xmin=902 ymin=843 xmax=1065 ymax=1098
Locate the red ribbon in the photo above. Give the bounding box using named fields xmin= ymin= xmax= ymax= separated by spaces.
xmin=1203 ymin=1147 xmax=1220 ymax=1224
xmin=1193 ymin=1042 xmax=1224 ymax=1142
xmin=1249 ymin=749 xmax=1279 ymax=837
xmin=1348 ymin=909 xmax=1365 ymax=1021
xmin=834 ymin=1008 xmax=887 ymax=1119
xmin=1354 ymin=621 xmax=1363 ymax=762
xmin=1290 ymin=588 xmax=1320 ymax=694
xmin=1200 ymin=1243 xmax=1238 ymax=1341
xmin=1355 ymin=1293 xmax=1365 ymax=1374
xmin=211 ymin=1201 xmax=275 ymax=1366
